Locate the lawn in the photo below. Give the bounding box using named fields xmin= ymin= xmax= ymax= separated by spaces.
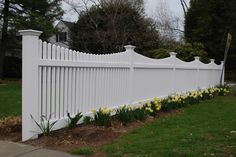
xmin=0 ymin=83 xmax=21 ymax=118
xmin=1 ymin=82 xmax=236 ymax=157
xmin=102 ymin=96 xmax=236 ymax=157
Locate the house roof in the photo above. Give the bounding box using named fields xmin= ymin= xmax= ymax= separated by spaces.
xmin=61 ymin=20 xmax=75 ymax=29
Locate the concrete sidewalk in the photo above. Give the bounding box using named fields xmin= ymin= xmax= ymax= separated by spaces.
xmin=0 ymin=141 xmax=79 ymax=157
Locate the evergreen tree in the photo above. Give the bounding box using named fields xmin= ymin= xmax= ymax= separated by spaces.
xmin=0 ymin=0 xmax=64 ymax=79
xmin=185 ymin=0 xmax=236 ymax=80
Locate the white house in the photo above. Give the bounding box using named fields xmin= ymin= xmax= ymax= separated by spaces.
xmin=49 ymin=20 xmax=74 ymax=48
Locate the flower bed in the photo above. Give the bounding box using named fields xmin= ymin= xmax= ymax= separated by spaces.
xmin=30 ymin=86 xmax=230 ymax=136
xmin=0 ymin=116 xmax=21 ymax=141
xmin=88 ymin=86 xmax=230 ymax=126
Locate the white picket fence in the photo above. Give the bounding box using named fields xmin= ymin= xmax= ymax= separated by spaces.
xmin=19 ymin=30 xmax=224 ymax=141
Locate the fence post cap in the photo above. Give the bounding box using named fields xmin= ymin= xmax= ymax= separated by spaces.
xmin=124 ymin=45 xmax=136 ymax=51
xmin=194 ymin=56 xmax=200 ymax=60
xmin=210 ymin=59 xmax=215 ymax=63
xmin=19 ymin=29 xmax=42 ymax=36
xmin=169 ymin=52 xmax=177 ymax=57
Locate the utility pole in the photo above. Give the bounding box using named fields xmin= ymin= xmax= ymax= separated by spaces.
xmin=220 ymin=33 xmax=232 ymax=86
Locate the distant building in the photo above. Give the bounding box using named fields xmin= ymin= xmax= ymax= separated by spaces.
xmin=49 ymin=20 xmax=74 ymax=48
xmin=0 ymin=20 xmax=75 ymax=59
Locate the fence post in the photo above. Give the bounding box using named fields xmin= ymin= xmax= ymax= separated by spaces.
xmin=125 ymin=45 xmax=136 ymax=105
xmin=194 ymin=56 xmax=200 ymax=89
xmin=169 ymin=52 xmax=177 ymax=93
xmin=210 ymin=59 xmax=215 ymax=87
xmin=19 ymin=29 xmax=42 ymax=141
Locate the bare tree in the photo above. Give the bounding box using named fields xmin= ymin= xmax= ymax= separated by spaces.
xmin=180 ymin=0 xmax=189 ymax=17
xmin=63 ymin=0 xmax=85 ymax=15
xmin=154 ymin=0 xmax=183 ymax=43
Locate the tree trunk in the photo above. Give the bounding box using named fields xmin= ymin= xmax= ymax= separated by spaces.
xmin=0 ymin=0 xmax=10 ymax=80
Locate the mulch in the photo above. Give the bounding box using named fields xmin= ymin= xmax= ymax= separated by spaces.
xmin=0 ymin=109 xmax=183 ymax=157
xmin=0 ymin=116 xmax=22 ymax=142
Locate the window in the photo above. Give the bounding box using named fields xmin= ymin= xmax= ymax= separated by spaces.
xmin=56 ymin=32 xmax=67 ymax=42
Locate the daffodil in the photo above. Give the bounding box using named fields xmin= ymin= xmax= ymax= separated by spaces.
xmin=146 ymin=102 xmax=151 ymax=107
xmin=137 ymin=103 xmax=143 ymax=109
xmin=91 ymin=109 xmax=97 ymax=115
xmin=127 ymin=104 xmax=134 ymax=111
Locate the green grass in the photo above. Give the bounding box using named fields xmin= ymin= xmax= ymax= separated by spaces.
xmin=102 ymin=96 xmax=236 ymax=157
xmin=70 ymin=147 xmax=95 ymax=155
xmin=0 ymin=83 xmax=21 ymax=118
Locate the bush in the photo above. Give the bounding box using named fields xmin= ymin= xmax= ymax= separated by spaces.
xmin=152 ymin=43 xmax=210 ymax=63
xmin=152 ymin=48 xmax=170 ymax=59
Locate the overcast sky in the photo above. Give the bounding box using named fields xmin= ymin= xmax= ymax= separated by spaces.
xmin=62 ymin=0 xmax=190 ymax=22
xmin=145 ymin=0 xmax=190 ymax=19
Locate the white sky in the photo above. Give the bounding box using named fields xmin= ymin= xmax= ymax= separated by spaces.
xmin=62 ymin=0 xmax=190 ymax=22
xmin=145 ymin=0 xmax=190 ymax=19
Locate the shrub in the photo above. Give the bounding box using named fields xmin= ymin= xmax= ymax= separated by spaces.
xmin=152 ymin=48 xmax=170 ymax=59
xmin=67 ymin=112 xmax=83 ymax=128
xmin=31 ymin=114 xmax=57 ymax=136
xmin=92 ymin=107 xmax=112 ymax=127
xmin=152 ymin=43 xmax=210 ymax=63
xmin=116 ymin=105 xmax=134 ymax=125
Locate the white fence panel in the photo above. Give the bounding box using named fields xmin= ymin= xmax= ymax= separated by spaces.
xmin=19 ymin=30 xmax=224 ymax=141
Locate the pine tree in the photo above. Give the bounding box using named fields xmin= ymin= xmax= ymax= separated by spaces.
xmin=0 ymin=0 xmax=64 ymax=79
xmin=185 ymin=0 xmax=236 ymax=80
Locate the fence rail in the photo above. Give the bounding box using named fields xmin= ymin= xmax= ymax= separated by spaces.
xmin=19 ymin=30 xmax=224 ymax=141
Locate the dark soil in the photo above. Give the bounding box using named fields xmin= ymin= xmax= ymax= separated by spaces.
xmin=0 ymin=117 xmax=21 ymax=142
xmin=0 ymin=109 xmax=183 ymax=157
